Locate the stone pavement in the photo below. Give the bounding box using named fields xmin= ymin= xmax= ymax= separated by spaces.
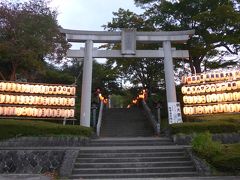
xmin=0 ymin=174 xmax=50 ymax=180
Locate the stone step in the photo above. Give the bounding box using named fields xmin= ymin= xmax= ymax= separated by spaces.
xmin=72 ymin=166 xmax=196 ymax=174
xmin=78 ymin=147 xmax=185 ymax=153
xmin=86 ymin=142 xmax=174 ymax=146
xmin=74 ymin=161 xmax=194 ymax=168
xmin=75 ymin=156 xmax=190 ymax=163
xmin=77 ymin=151 xmax=185 ymax=158
xmin=70 ymin=172 xmax=198 ymax=179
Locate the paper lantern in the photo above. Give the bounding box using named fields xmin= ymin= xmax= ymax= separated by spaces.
xmin=181 ymin=76 xmax=187 ymax=84
xmin=206 ymin=94 xmax=211 ymax=103
xmin=186 ymin=76 xmax=192 ymax=84
xmin=200 ymin=74 xmax=206 ymax=83
xmin=212 ymin=105 xmax=218 ymax=113
xmin=205 ymin=74 xmax=211 ymax=82
xmin=227 ymin=82 xmax=232 ymax=91
xmin=216 ymin=83 xmax=222 ymax=92
xmin=200 ymin=85 xmax=205 ymax=93
xmin=218 ymin=104 xmax=224 ymax=113
xmin=211 ymin=94 xmax=217 ymax=102
xmin=227 ymin=93 xmax=233 ymax=101
xmin=62 ymin=87 xmax=67 ymax=95
xmin=229 ymin=104 xmax=235 ymax=112
xmin=66 ymin=87 xmax=71 ymax=95
xmin=210 ymin=84 xmax=216 ymax=92
xmin=197 ymin=106 xmax=204 ymax=114
xmin=70 ymin=87 xmax=75 ymax=95
xmin=195 ymin=86 xmax=201 ymax=94
xmin=181 ymin=86 xmax=187 ymax=94
xmin=191 ymin=76 xmax=197 ymax=84
xmin=190 ymin=86 xmax=196 ymax=94
xmin=221 ymin=83 xmax=227 ymax=91
xmin=215 ymin=73 xmax=220 ymax=81
xmin=70 ymin=98 xmax=75 ymax=106
xmin=186 ymin=87 xmax=191 ymax=95
xmin=5 ymin=95 xmax=10 ymax=104
xmin=232 ymin=82 xmax=237 ymax=90
xmin=205 ymin=85 xmax=211 ymax=93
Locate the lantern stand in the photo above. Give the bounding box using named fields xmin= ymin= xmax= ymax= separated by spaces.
xmin=91 ymin=102 xmax=98 ymax=129
xmin=155 ymin=102 xmax=161 ymax=135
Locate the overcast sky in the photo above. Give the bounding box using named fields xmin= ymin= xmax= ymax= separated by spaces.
xmin=50 ymin=0 xmax=143 ymax=30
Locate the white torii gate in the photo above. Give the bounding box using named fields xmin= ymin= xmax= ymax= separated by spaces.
xmin=60 ymin=29 xmax=195 ymax=127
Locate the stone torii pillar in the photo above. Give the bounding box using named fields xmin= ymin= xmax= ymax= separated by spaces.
xmin=80 ymin=40 xmax=93 ymax=127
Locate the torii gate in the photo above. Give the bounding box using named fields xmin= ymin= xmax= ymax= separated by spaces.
xmin=60 ymin=29 xmax=195 ymax=127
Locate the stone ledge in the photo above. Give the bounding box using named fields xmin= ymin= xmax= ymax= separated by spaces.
xmin=173 ymin=133 xmax=240 ymax=145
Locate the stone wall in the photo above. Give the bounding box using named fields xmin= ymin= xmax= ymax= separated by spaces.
xmin=173 ymin=133 xmax=240 ymax=145
xmin=0 ymin=136 xmax=90 ymax=147
xmin=0 ymin=150 xmax=65 ymax=174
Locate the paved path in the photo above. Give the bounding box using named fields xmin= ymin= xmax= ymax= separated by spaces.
xmin=0 ymin=174 xmax=50 ymax=180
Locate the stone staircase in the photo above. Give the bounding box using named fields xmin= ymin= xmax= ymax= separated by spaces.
xmin=69 ymin=137 xmax=198 ymax=179
xmin=100 ymin=108 xmax=154 ymax=137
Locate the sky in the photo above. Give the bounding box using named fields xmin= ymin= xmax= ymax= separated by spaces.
xmin=49 ymin=0 xmax=144 ymax=64
xmin=50 ymin=0 xmax=143 ymax=31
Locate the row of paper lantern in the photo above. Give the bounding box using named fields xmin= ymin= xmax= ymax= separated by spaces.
xmin=183 ymin=92 xmax=240 ymax=104
xmin=182 ymin=70 xmax=240 ymax=85
xmin=0 ymin=94 xmax=75 ymax=106
xmin=0 ymin=107 xmax=75 ymax=118
xmin=182 ymin=81 xmax=240 ymax=95
xmin=0 ymin=82 xmax=76 ymax=95
xmin=183 ymin=103 xmax=240 ymax=115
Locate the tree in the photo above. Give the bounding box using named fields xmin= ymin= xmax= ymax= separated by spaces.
xmin=134 ymin=0 xmax=240 ymax=73
xmin=0 ymin=0 xmax=68 ymax=81
xmin=103 ymin=9 xmax=165 ymax=94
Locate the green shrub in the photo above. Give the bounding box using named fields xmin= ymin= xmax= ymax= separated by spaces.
xmin=192 ymin=132 xmax=222 ymax=159
xmin=212 ymin=144 xmax=240 ymax=172
xmin=0 ymin=119 xmax=93 ymax=140
xmin=171 ymin=120 xmax=240 ymax=134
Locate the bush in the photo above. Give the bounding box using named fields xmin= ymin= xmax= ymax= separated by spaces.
xmin=192 ymin=132 xmax=222 ymax=159
xmin=0 ymin=119 xmax=93 ymax=140
xmin=171 ymin=120 xmax=240 ymax=134
xmin=212 ymin=144 xmax=240 ymax=172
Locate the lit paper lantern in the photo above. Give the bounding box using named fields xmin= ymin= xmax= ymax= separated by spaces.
xmin=211 ymin=94 xmax=217 ymax=102
xmin=217 ymin=94 xmax=223 ymax=102
xmin=181 ymin=76 xmax=187 ymax=84
xmin=218 ymin=104 xmax=224 ymax=113
xmin=200 ymin=85 xmax=205 ymax=93
xmin=66 ymin=87 xmax=71 ymax=95
xmin=197 ymin=106 xmax=203 ymax=114
xmin=227 ymin=82 xmax=232 ymax=91
xmin=186 ymin=76 xmax=192 ymax=84
xmin=212 ymin=105 xmax=218 ymax=113
xmin=200 ymin=74 xmax=206 ymax=82
xmin=215 ymin=73 xmax=220 ymax=81
xmin=221 ymin=83 xmax=227 ymax=91
xmin=216 ymin=83 xmax=222 ymax=92
xmin=205 ymin=74 xmax=211 ymax=82
xmin=205 ymin=85 xmax=211 ymax=93
xmin=210 ymin=84 xmax=216 ymax=92
xmin=232 ymin=82 xmax=237 ymax=90
xmin=195 ymin=86 xmax=201 ymax=94
xmin=0 ymin=107 xmax=3 ymax=115
xmin=183 ymin=107 xmax=188 ymax=115
xmin=186 ymin=87 xmax=191 ymax=95
xmin=0 ymin=94 xmax=4 ymax=104
xmin=232 ymin=92 xmax=238 ymax=101
xmin=191 ymin=76 xmax=197 ymax=84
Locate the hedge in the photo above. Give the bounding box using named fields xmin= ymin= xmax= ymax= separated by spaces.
xmin=0 ymin=119 xmax=93 ymax=140
xmin=171 ymin=120 xmax=240 ymax=134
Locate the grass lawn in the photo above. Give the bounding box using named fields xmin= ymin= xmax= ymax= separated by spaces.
xmin=0 ymin=119 xmax=93 ymax=141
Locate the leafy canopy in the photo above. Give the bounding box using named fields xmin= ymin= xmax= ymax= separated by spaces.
xmin=0 ymin=0 xmax=68 ymax=81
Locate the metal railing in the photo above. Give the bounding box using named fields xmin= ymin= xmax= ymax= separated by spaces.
xmin=142 ymin=100 xmax=160 ymax=135
xmin=96 ymin=101 xmax=104 ymax=136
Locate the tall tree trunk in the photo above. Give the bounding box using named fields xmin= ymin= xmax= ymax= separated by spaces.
xmin=10 ymin=62 xmax=17 ymax=81
xmin=0 ymin=71 xmax=6 ymax=80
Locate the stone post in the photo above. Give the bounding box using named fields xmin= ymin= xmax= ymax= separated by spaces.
xmin=80 ymin=40 xmax=93 ymax=127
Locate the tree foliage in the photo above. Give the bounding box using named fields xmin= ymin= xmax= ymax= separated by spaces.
xmin=134 ymin=0 xmax=240 ymax=73
xmin=0 ymin=0 xmax=68 ymax=81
